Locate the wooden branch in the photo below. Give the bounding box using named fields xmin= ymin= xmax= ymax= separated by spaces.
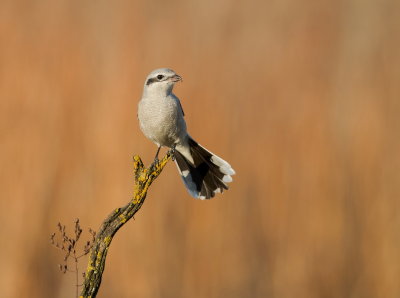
xmin=80 ymin=151 xmax=173 ymax=298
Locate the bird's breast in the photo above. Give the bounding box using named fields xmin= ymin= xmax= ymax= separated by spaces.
xmin=138 ymin=96 xmax=186 ymax=147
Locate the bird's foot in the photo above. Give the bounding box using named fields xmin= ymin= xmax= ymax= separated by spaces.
xmin=149 ymin=158 xmax=159 ymax=173
xmin=170 ymin=146 xmax=176 ymax=161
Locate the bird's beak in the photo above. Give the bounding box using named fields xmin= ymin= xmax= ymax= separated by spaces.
xmin=169 ymin=74 xmax=182 ymax=83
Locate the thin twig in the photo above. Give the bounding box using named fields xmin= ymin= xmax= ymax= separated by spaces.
xmin=51 ymin=219 xmax=96 ymax=296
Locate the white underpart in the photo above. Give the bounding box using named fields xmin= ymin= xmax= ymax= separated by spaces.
xmin=175 ymin=144 xmax=194 ymax=164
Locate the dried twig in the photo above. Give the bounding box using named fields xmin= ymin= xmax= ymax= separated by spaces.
xmin=51 ymin=219 xmax=96 ymax=298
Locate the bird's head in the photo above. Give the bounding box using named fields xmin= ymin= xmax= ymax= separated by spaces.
xmin=143 ymin=68 xmax=182 ymax=96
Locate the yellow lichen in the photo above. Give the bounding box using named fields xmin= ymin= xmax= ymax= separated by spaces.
xmin=86 ymin=265 xmax=95 ymax=274
xmin=103 ymin=236 xmax=112 ymax=246
xmin=119 ymin=214 xmax=127 ymax=223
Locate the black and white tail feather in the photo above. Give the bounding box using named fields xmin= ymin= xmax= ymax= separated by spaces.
xmin=174 ymin=138 xmax=235 ymax=199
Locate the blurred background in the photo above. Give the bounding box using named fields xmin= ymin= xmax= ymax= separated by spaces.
xmin=1 ymin=0 xmax=399 ymax=297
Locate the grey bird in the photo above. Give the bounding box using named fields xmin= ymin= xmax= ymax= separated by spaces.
xmin=138 ymin=68 xmax=235 ymax=199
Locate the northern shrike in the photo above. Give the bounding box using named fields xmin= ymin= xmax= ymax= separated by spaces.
xmin=138 ymin=68 xmax=235 ymax=199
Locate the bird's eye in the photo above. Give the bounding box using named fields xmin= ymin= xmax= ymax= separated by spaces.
xmin=157 ymin=75 xmax=164 ymax=80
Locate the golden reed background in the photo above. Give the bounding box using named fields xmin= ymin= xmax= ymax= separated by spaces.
xmin=1 ymin=0 xmax=399 ymax=297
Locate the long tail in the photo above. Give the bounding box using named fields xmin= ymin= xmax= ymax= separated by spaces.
xmin=174 ymin=138 xmax=235 ymax=199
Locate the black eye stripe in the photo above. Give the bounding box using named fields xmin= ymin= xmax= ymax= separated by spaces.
xmin=146 ymin=77 xmax=158 ymax=85
xmin=146 ymin=74 xmax=168 ymax=85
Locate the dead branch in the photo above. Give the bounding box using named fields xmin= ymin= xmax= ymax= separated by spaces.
xmin=80 ymin=151 xmax=173 ymax=298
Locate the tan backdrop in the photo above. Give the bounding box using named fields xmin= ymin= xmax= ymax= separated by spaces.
xmin=1 ymin=0 xmax=399 ymax=297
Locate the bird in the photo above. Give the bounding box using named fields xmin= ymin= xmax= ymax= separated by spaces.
xmin=137 ymin=68 xmax=235 ymax=199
